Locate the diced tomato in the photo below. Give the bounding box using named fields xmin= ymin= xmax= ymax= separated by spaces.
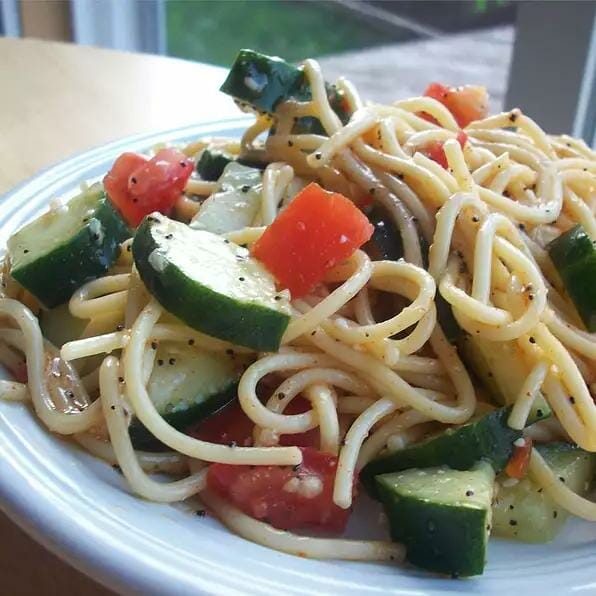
xmin=252 ymin=183 xmax=374 ymax=298
xmin=423 ymin=82 xmax=489 ymax=128
xmin=189 ymin=396 xmax=319 ymax=449
xmin=505 ymin=437 xmax=533 ymax=479
xmin=103 ymin=148 xmax=193 ymax=226
xmin=208 ymin=446 xmax=350 ymax=532
xmin=421 ymin=131 xmax=468 ymax=169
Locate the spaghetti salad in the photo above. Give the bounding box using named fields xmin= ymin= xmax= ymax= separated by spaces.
xmin=1 ymin=49 xmax=596 ymax=578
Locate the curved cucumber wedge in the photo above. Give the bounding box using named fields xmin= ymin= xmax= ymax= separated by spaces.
xmin=128 ymin=342 xmax=242 ymax=450
xmin=492 ymin=442 xmax=595 ymax=542
xmin=132 ymin=213 xmax=291 ymax=351
xmin=8 ymin=184 xmax=130 ymax=308
xmin=548 ymin=224 xmax=596 ymax=331
xmin=377 ymin=462 xmax=495 ymax=577
xmin=458 ymin=334 xmax=551 ymax=425
xmin=190 ymin=162 xmax=262 ymax=235
xmin=361 ymin=408 xmax=521 ymax=497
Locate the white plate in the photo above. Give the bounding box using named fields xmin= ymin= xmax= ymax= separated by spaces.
xmin=1 ymin=120 xmax=596 ymax=595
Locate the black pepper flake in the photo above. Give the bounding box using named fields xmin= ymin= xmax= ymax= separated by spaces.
xmin=310 ymin=330 xmax=316 ymax=336
xmin=274 ymin=295 xmax=282 ymax=301
xmin=396 ymin=173 xmax=404 ymax=180
xmin=369 ymin=187 xmax=376 ymax=195
xmin=277 ymin=392 xmax=286 ymax=400
xmin=570 ymin=396 xmax=576 ymax=404
xmin=288 ymin=140 xmax=294 ymax=147
xmin=472 ymin=216 xmax=480 ymax=222
xmin=112 ymin=464 xmax=121 ymax=472
xmin=165 ymin=233 xmax=173 ymax=240
xmin=518 ymin=223 xmax=526 ymax=231
xmin=126 ymin=245 xmax=132 ymax=252
xmin=465 ymin=490 xmax=474 ymax=497
xmin=559 ymin=476 xmax=565 ymax=483
xmin=509 ymin=519 xmax=518 ymax=526
xmin=241 ymin=185 xmax=251 ymax=193
xmin=110 ymin=405 xmax=116 ymax=411
xmin=229 ymin=441 xmax=237 ymax=448
xmin=223 ymin=239 xmax=230 ymax=244
xmin=509 ymin=112 xmax=518 ymax=123
xmin=529 ymin=336 xmax=536 ymax=344
xmin=157 ymin=359 xmax=164 ymax=366
xmin=92 ymin=233 xmax=100 ymax=241
xmin=188 ymin=338 xmax=195 ymax=346
xmin=179 ymin=161 xmax=187 ymax=167
xmin=537 ymin=409 xmax=544 ymax=417
xmin=238 ymin=277 xmax=245 ymax=282
xmin=131 ymin=177 xmax=137 ymax=184
xmin=509 ymin=504 xmax=514 ymax=510
xmin=82 ymin=217 xmax=89 ymax=223
xmin=65 ymin=390 xmax=74 ymax=398
xmin=118 ymin=376 xmax=125 ymax=383
xmin=195 ymin=510 xmax=206 ymax=517
xmin=553 ymin=510 xmax=558 ymax=518
xmin=292 ymin=464 xmax=300 ymax=472
xmin=151 ymin=341 xmax=158 ymax=350
xmin=528 ymin=293 xmax=535 ymax=301
xmin=23 ymin=249 xmax=29 ymax=254
xmin=169 ymin=358 xmax=176 ymax=365
xmin=538 ymin=488 xmax=543 ymax=493
xmin=314 ymin=152 xmax=322 ymax=160
xmin=116 ymin=324 xmax=124 ymax=331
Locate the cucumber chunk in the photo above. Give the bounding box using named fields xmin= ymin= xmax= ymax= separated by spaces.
xmin=377 ymin=463 xmax=495 ymax=577
xmin=361 ymin=408 xmax=521 ymax=496
xmin=128 ymin=342 xmax=241 ymax=450
xmin=459 ymin=334 xmax=551 ymax=425
xmin=548 ymin=224 xmax=596 ymax=331
xmin=492 ymin=442 xmax=595 ymax=542
xmin=8 ymin=184 xmax=130 ymax=308
xmin=190 ymin=162 xmax=262 ymax=235
xmin=220 ymin=49 xmax=349 ymax=133
xmin=39 ymin=303 xmax=88 ymax=348
xmin=133 ymin=213 xmax=290 ymax=351
xmin=196 ymin=148 xmax=235 ymax=182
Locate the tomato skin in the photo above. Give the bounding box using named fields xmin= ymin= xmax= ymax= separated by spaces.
xmin=208 ymin=447 xmax=350 ymax=532
xmin=505 ymin=438 xmax=533 ymax=479
xmin=421 ymin=131 xmax=468 ymax=169
xmin=252 ymin=183 xmax=374 ymax=298
xmin=104 ymin=148 xmax=193 ymax=226
xmin=424 ymin=82 xmax=489 ymax=128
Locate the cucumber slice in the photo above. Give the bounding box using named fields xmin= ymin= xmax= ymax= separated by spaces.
xmin=128 ymin=343 xmax=241 ymax=450
xmin=220 ymin=49 xmax=349 ymax=131
xmin=133 ymin=213 xmax=290 ymax=351
xmin=459 ymin=334 xmax=551 ymax=425
xmin=190 ymin=162 xmax=262 ymax=235
xmin=8 ymin=184 xmax=130 ymax=308
xmin=196 ymin=148 xmax=235 ymax=181
xmin=361 ymin=408 xmax=521 ymax=496
xmin=492 ymin=442 xmax=595 ymax=542
xmin=377 ymin=462 xmax=495 ymax=577
xmin=548 ymin=224 xmax=596 ymax=331
xmin=39 ymin=303 xmax=88 ymax=348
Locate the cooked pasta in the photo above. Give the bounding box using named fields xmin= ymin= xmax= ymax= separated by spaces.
xmin=1 ymin=49 xmax=596 ymax=578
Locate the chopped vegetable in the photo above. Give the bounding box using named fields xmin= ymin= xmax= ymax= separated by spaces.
xmin=421 ymin=131 xmax=468 ymax=168
xmin=7 ymin=184 xmax=130 ymax=308
xmin=104 ymin=148 xmax=193 ymax=226
xmin=252 ymin=182 xmax=374 ymax=297
xmin=208 ymin=447 xmax=350 ymax=532
xmin=196 ymin=147 xmax=235 ymax=181
xmin=133 ymin=213 xmax=291 ymax=351
xmin=548 ymin=224 xmax=596 ymax=331
xmin=376 ymin=462 xmax=495 ymax=577
xmin=423 ymin=82 xmax=489 ymax=128
xmin=361 ymin=408 xmax=522 ymax=497
xmin=505 ymin=437 xmax=533 ymax=479
xmin=493 ymin=443 xmax=595 ymax=542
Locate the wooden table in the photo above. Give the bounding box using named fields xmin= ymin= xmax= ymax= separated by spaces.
xmin=0 ymin=37 xmax=236 ymax=595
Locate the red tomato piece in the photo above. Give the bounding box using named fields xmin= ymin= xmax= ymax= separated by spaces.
xmin=104 ymin=148 xmax=193 ymax=226
xmin=505 ymin=437 xmax=533 ymax=479
xmin=252 ymin=183 xmax=374 ymax=298
xmin=208 ymin=447 xmax=350 ymax=532
xmin=424 ymin=82 xmax=489 ymax=128
xmin=188 ymin=397 xmax=319 ymax=449
xmin=421 ymin=131 xmax=468 ymax=169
